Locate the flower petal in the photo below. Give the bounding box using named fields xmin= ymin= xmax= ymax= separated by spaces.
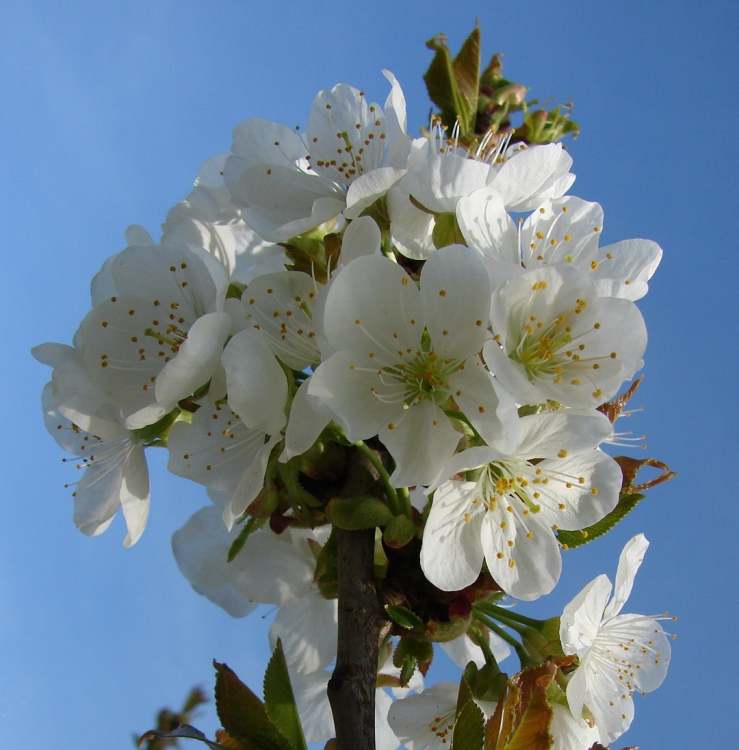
xmin=421 ymin=480 xmax=485 ymax=591
xmin=340 ymin=215 xmax=382 ymax=267
xmin=221 ymin=329 xmax=287 ymax=435
xmin=380 ymin=401 xmax=460 ymax=488
xmin=420 ymin=244 xmax=490 ymax=359
xmin=560 ymin=574 xmax=612 ymax=656
xmin=119 ymin=444 xmax=150 ymax=548
xmin=345 ymin=167 xmax=407 ymax=219
xmin=281 ymin=377 xmax=334 ymax=462
xmin=270 ymin=595 xmax=338 ymax=674
xmin=155 ymin=312 xmax=231 ymax=408
xmin=481 ymin=509 xmax=562 ymax=600
xmin=604 ymin=533 xmax=649 ymax=619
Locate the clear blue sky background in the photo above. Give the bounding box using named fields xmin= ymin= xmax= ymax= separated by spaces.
xmin=2 ymin=1 xmax=736 ymax=747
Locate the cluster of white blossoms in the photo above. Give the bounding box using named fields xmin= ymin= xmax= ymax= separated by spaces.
xmin=35 ymin=65 xmax=672 ymax=750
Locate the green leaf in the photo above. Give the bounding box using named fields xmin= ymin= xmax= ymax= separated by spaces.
xmin=393 ymin=636 xmax=434 ymax=668
xmin=557 ymin=493 xmax=645 ymax=550
xmin=326 ymin=495 xmax=393 ymax=530
xmin=382 ymin=514 xmax=416 ymax=549
xmin=452 ymin=26 xmax=481 ymax=130
xmin=227 ymin=517 xmax=264 ymax=562
xmin=452 ymin=699 xmax=485 ymax=750
xmin=213 ymin=662 xmax=290 ymax=750
xmin=385 ymin=604 xmax=424 ymax=631
xmin=263 ymin=640 xmax=308 ymax=750
xmin=398 ymin=654 xmax=417 ymax=687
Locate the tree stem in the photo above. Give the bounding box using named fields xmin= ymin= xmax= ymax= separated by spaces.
xmin=327 ymin=449 xmax=385 ymax=750
xmin=328 ymin=527 xmax=383 ymax=750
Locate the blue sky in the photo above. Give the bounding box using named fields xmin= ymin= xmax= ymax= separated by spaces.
xmin=2 ymin=0 xmax=736 ymax=747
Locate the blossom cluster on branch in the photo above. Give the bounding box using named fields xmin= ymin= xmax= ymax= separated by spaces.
xmin=35 ymin=29 xmax=674 ymax=750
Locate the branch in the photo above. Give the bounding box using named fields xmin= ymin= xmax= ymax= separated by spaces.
xmin=327 ymin=451 xmax=385 ymax=750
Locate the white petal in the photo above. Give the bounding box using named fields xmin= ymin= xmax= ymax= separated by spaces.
xmin=550 ymin=703 xmax=601 ymax=750
xmin=519 ymin=196 xmax=602 ymax=270
xmin=322 ymin=254 xmax=422 ymax=357
xmin=308 ymin=83 xmax=386 ymax=178
xmin=155 ymin=312 xmax=231 ymax=408
xmin=588 ymin=238 xmax=663 ymax=301
xmin=308 ymin=351 xmax=398 ymax=441
xmin=270 ymin=595 xmax=338 ymax=674
xmin=535 ymin=450 xmax=621 ymax=530
xmin=291 ymin=670 xmax=334 ymax=743
xmin=560 ymin=575 xmax=612 ymax=656
xmin=242 ymin=271 xmax=320 ymax=370
xmin=281 ymin=377 xmax=334 ymax=462
xmin=387 ymin=184 xmax=437 ymax=260
xmin=603 ymin=533 xmax=649 ymax=619
xmin=119 ymin=445 xmax=150 ymax=548
xmin=586 ymin=673 xmax=634 ymax=745
xmin=388 ymin=682 xmax=459 ymax=749
xmin=340 ymin=215 xmax=382 ymax=267
xmin=345 ymin=167 xmax=407 ymax=219
xmin=601 ymin=614 xmax=671 ymax=693
xmin=447 ymin=362 xmax=520 ymax=451
xmin=375 ymin=688 xmax=400 ymax=750
xmin=421 ymin=481 xmax=485 ymax=591
xmin=481 ymin=509 xmax=562 ymax=600
xmin=441 ymin=631 xmax=511 ymax=669
xmin=457 ymin=186 xmax=518 ymax=264
xmin=513 ymin=411 xmax=613 ymax=459
xmin=171 ymin=506 xmax=257 ymax=618
xmin=221 ymin=329 xmax=287 ymax=435
xmin=380 ymin=402 xmax=460 ymax=488
xmin=403 ymin=139 xmax=490 ymax=214
xmin=382 ymin=69 xmax=410 ymax=169
xmin=489 ymin=144 xmax=574 ymax=211
xmin=420 ymin=244 xmax=490 ymax=359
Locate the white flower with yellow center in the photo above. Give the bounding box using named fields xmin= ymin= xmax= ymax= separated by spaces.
xmin=77 ymin=243 xmax=230 ymax=429
xmin=162 ymin=153 xmax=288 ymax=285
xmin=308 ymin=245 xmax=518 ymax=487
xmin=457 ymin=192 xmax=662 ymax=300
xmin=388 ymin=681 xmax=497 ymax=749
xmin=483 ymin=265 xmax=647 ymax=409
xmin=224 ymin=71 xmax=409 ymax=241
xmin=34 ymin=344 xmax=150 ymax=547
xmin=173 ymin=508 xmax=338 ymax=673
xmin=388 ymin=125 xmax=574 ymax=259
xmin=421 ymin=411 xmax=621 ymax=600
xmin=560 ymin=533 xmax=672 ymax=744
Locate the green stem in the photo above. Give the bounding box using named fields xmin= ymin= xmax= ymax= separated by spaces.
xmin=397 ymin=487 xmax=413 ymax=516
xmin=354 ymin=441 xmax=402 ymax=515
xmin=475 ymin=613 xmax=528 ymax=667
xmin=477 ymin=602 xmax=543 ymax=629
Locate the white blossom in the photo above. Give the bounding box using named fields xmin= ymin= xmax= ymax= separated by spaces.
xmin=560 ymin=534 xmax=672 ymax=743
xmin=309 ymin=245 xmax=519 ymax=487
xmin=484 ymin=265 xmax=647 ymax=408
xmin=224 ymin=71 xmax=409 ymax=241
xmin=421 ymin=411 xmax=621 ymax=600
xmin=458 ymin=192 xmax=662 ymax=300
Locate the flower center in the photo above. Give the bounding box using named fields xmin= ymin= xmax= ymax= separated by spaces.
xmin=376 ymin=348 xmax=462 ymax=408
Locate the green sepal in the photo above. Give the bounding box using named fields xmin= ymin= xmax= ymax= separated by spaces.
xmin=393 ymin=636 xmax=433 ymax=669
xmin=385 ymin=604 xmax=425 ymax=631
xmin=519 ymin=617 xmax=565 ymax=664
xmin=213 ymin=661 xmax=291 ymax=750
xmin=382 ymin=514 xmax=417 ymax=549
xmin=227 ymin=516 xmax=266 ymax=563
xmin=398 ymin=655 xmax=417 ymax=688
xmin=556 ymin=493 xmax=645 ymax=550
xmin=431 ymin=212 xmax=466 ymax=249
xmin=263 ymin=640 xmax=309 ymax=750
xmin=326 ymin=495 xmax=393 ymax=530
xmin=131 ymin=408 xmax=180 ymax=446
xmin=226 ymin=281 xmax=246 ymax=299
